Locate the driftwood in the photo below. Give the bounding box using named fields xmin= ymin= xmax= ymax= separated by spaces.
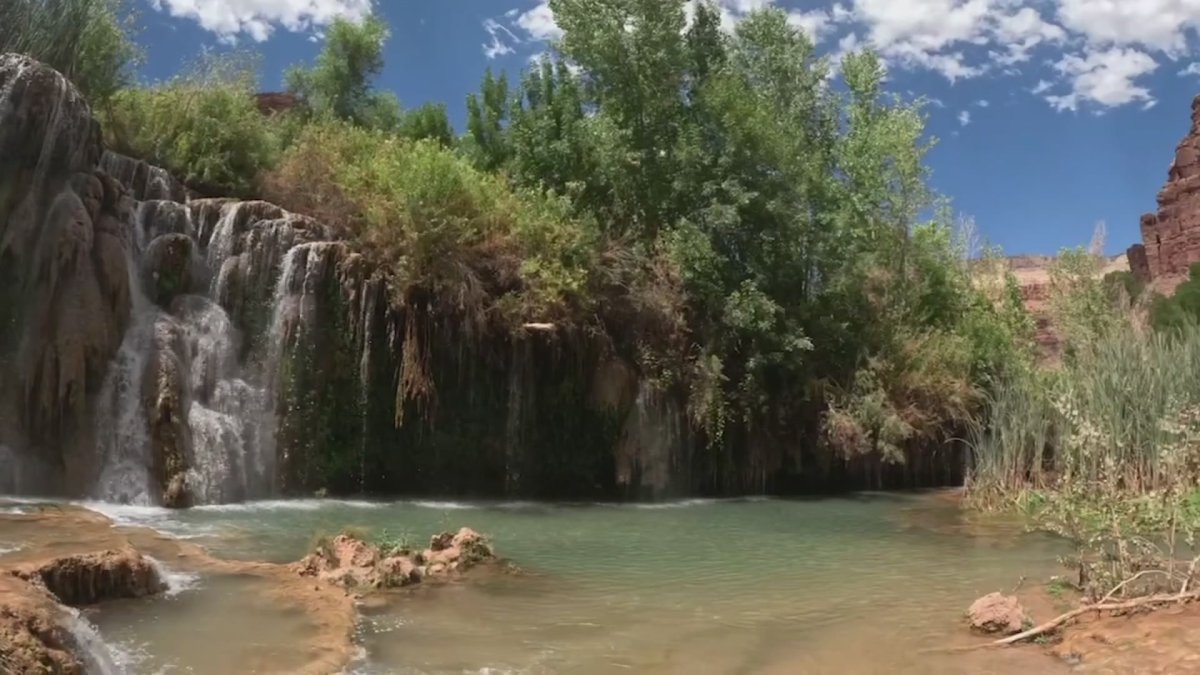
xmin=983 ymin=591 xmax=1200 ymax=647
xmin=932 ymin=572 xmax=1200 ymax=655
xmin=521 ymin=323 xmax=556 ymax=332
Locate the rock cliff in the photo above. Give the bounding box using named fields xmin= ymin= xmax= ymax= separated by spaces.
xmin=1136 ymin=94 xmax=1200 ymax=292
xmin=0 ymin=53 xmax=706 ymax=505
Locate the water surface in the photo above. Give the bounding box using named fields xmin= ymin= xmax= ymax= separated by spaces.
xmin=61 ymin=491 xmax=1073 ymax=674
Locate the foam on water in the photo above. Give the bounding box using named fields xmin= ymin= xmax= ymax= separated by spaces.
xmin=144 ymin=556 xmax=202 ymax=597
xmin=193 ymin=498 xmax=386 ymax=513
xmin=62 ymin=607 xmax=121 ymax=675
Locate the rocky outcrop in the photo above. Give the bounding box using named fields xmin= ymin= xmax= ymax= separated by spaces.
xmin=12 ymin=547 xmax=164 ymax=606
xmin=0 ymin=545 xmax=164 ymax=672
xmin=1127 ymin=243 xmax=1151 ymax=283
xmin=1137 ymin=95 xmax=1200 ymax=292
xmin=293 ymin=527 xmax=496 ymax=590
xmin=0 ymin=575 xmax=85 ymax=675
xmin=967 ymin=592 xmax=1031 ymax=635
xmin=0 ymin=53 xmax=133 ymax=494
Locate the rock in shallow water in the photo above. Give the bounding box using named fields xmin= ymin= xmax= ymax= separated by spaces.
xmin=293 ymin=527 xmax=497 ymax=590
xmin=967 ymin=592 xmax=1031 ymax=636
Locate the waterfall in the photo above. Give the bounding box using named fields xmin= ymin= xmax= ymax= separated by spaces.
xmin=0 ymin=444 xmax=14 ymax=494
xmin=93 ymin=229 xmax=158 ymax=504
xmin=87 ymin=191 xmax=334 ymax=505
xmin=176 ymin=296 xmax=267 ymax=503
xmin=62 ymin=607 xmax=120 ymax=675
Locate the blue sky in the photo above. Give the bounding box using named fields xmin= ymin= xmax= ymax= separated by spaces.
xmin=133 ymin=0 xmax=1200 ymax=257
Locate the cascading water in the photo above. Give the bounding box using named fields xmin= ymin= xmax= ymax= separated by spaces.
xmin=89 ymin=195 xmax=330 ymax=506
xmin=62 ymin=607 xmax=121 ymax=675
xmin=93 ymin=198 xmax=165 ymax=504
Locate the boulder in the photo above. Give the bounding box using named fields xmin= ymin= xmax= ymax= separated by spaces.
xmin=13 ymin=547 xmax=165 ymax=606
xmin=142 ymin=234 xmax=197 ymax=306
xmin=967 ymin=592 xmax=1031 ymax=636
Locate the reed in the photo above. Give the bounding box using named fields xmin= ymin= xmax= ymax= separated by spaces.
xmin=969 ymin=321 xmax=1200 ymax=501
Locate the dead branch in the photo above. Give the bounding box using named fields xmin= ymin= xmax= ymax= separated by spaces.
xmin=985 ymin=591 xmax=1200 ymax=648
xmin=1098 ymin=570 xmax=1170 ymax=604
xmin=521 ymin=323 xmax=556 ymax=332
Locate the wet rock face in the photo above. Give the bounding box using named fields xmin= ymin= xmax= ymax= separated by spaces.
xmin=99 ymin=150 xmax=186 ymax=202
xmin=143 ymin=233 xmax=199 ymax=306
xmin=13 ymin=547 xmax=165 ymax=606
xmin=142 ymin=317 xmax=193 ymax=508
xmin=967 ymin=592 xmax=1030 ymax=636
xmin=0 ymin=54 xmax=134 ymax=492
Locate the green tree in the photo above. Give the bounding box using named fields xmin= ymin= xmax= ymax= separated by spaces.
xmin=285 ymin=13 xmax=394 ymax=127
xmin=465 ymin=68 xmax=511 ymax=171
xmin=398 ymin=102 xmax=454 ymax=147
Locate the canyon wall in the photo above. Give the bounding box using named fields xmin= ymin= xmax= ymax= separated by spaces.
xmin=1134 ymin=95 xmax=1200 ymax=291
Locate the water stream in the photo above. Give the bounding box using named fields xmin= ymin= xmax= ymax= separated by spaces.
xmin=2 ymin=492 xmax=1080 ymax=674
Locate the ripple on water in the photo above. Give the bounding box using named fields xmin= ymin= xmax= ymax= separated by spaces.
xmin=13 ymin=493 xmax=1072 ymax=674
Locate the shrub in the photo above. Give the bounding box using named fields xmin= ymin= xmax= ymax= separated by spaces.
xmin=0 ymin=0 xmax=141 ymax=102
xmin=1150 ymin=263 xmax=1200 ymax=334
xmin=100 ymin=52 xmax=280 ymax=196
xmin=263 ymin=120 xmax=599 ymax=324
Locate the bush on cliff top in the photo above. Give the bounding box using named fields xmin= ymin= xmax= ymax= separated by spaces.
xmin=0 ymin=0 xmax=140 ymax=102
xmin=263 ymin=120 xmax=599 ymax=324
xmin=100 ymin=52 xmax=281 ymax=196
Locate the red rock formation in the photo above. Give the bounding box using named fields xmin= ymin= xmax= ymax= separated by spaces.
xmin=1138 ymin=95 xmax=1200 ymax=291
xmin=254 ymin=92 xmax=302 ymax=116
xmin=1127 ymin=243 xmax=1151 ymax=283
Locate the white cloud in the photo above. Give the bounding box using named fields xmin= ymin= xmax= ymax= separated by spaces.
xmin=1055 ymin=0 xmax=1200 ymax=56
xmin=787 ymin=9 xmax=833 ymax=42
xmin=1181 ymin=62 xmax=1200 ymax=78
xmin=1043 ymin=47 xmax=1158 ymax=112
xmin=976 ymin=99 xmax=989 ymax=107
xmin=487 ymin=0 xmax=1190 ymax=115
xmin=515 ymin=1 xmax=562 ymax=41
xmin=483 ymin=18 xmax=519 ymax=59
xmin=846 ymin=0 xmax=1070 ymax=81
xmin=149 ymin=0 xmax=370 ymax=42
xmin=959 ymin=109 xmax=972 ymax=125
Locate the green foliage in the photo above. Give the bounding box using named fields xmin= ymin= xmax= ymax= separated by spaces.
xmin=1047 ymin=248 xmax=1126 ymax=352
xmin=970 ymin=323 xmax=1200 ymax=499
xmin=267 ymin=120 xmax=598 ymax=322
xmin=1104 ymin=269 xmax=1145 ymax=307
xmin=1150 ymin=263 xmax=1200 ymax=333
xmin=450 ymin=0 xmax=1030 ymax=472
xmin=285 ymin=13 xmax=396 ymax=129
xmin=28 ymin=0 xmax=1039 ymax=491
xmin=0 ymin=0 xmax=141 ymax=102
xmin=397 ymin=102 xmax=454 ymax=147
xmin=101 ymin=51 xmax=280 ymax=195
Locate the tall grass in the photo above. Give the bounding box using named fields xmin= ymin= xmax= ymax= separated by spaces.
xmin=969 ymin=322 xmax=1200 ymax=502
xmin=0 ymin=0 xmax=139 ymax=101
